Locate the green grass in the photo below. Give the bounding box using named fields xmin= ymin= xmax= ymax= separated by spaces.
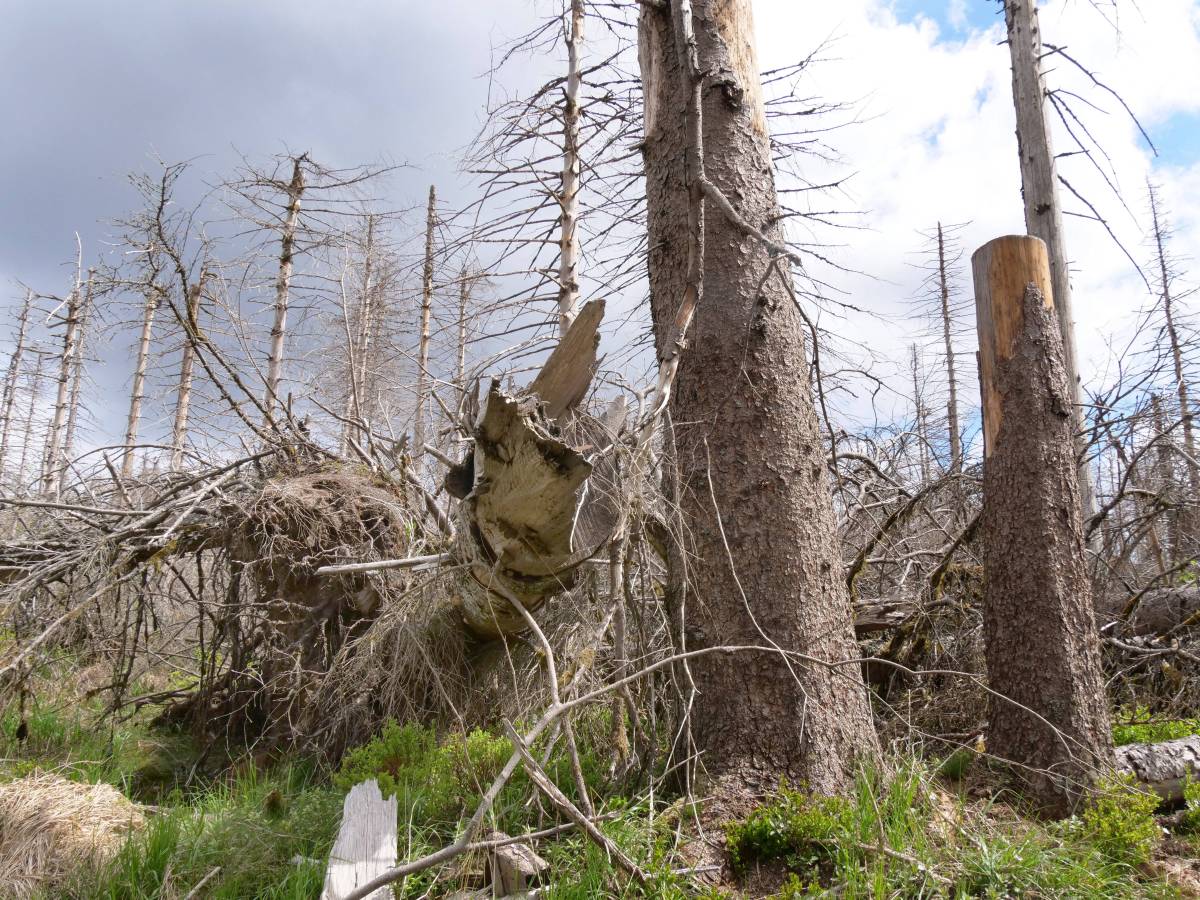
xmin=724 ymin=758 xmax=1180 ymax=899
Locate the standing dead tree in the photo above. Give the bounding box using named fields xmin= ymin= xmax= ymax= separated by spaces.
xmin=0 ymin=291 xmax=34 ymax=484
xmin=40 ymin=255 xmax=91 ymax=499
xmin=973 ymin=235 xmax=1113 ymax=814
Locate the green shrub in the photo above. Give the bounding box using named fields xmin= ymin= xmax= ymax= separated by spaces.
xmin=724 ymin=784 xmax=853 ymax=874
xmin=1181 ymin=776 xmax=1200 ymax=834
xmin=1076 ymin=775 xmax=1162 ymax=867
xmin=1112 ymin=706 xmax=1200 ymax=746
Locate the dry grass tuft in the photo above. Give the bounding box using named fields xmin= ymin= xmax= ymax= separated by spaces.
xmin=0 ymin=772 xmax=146 ymax=899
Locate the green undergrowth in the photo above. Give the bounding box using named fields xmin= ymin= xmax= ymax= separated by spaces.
xmin=1112 ymin=706 xmax=1200 ymax=746
xmin=725 ymin=760 xmax=1181 ymax=898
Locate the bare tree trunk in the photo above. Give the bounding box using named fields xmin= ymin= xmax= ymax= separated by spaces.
xmin=171 ymin=283 xmax=203 ymax=471
xmin=18 ymin=353 xmax=46 ymax=495
xmin=122 ymin=287 xmax=161 ymax=480
xmin=347 ymin=214 xmax=377 ymax=447
xmin=1149 ymin=183 xmax=1199 ymax=547
xmin=414 ymin=185 xmax=436 ymax=462
xmin=638 ymin=0 xmax=878 ymax=800
xmin=910 ymin=344 xmax=931 ymax=484
xmin=937 ymin=223 xmax=963 ymax=473
xmin=60 ymin=270 xmax=95 ymax=488
xmin=0 ymin=291 xmax=34 ymax=482
xmin=42 ymin=276 xmax=84 ymax=497
xmin=1150 ymin=392 xmax=1180 ymax=562
xmin=972 ymin=235 xmax=1113 ymax=816
xmin=556 ymin=0 xmax=585 ymax=337
xmin=1005 ymin=0 xmax=1095 ymax=521
xmin=264 ymin=156 xmax=305 ymax=426
xmin=455 ymin=267 xmax=475 ymax=402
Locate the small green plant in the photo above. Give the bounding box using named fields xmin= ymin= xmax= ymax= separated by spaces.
xmin=1076 ymin=775 xmax=1162 ymax=867
xmin=1180 ymin=776 xmax=1200 ymax=834
xmin=1112 ymin=706 xmax=1200 ymax=746
xmin=724 ymin=784 xmax=853 ymax=875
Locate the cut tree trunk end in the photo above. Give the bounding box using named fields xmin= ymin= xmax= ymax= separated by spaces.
xmin=973 ymin=235 xmax=1113 ymax=816
xmin=322 ymin=779 xmax=398 ymax=900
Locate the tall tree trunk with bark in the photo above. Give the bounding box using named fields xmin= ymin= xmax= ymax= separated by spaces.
xmin=937 ymin=223 xmax=963 ymax=473
xmin=557 ymin=0 xmax=585 ymax=337
xmin=0 ymin=291 xmax=33 ymax=482
xmin=123 ymin=287 xmax=160 ymax=480
xmin=171 ymin=283 xmax=203 ymax=471
xmin=1004 ymin=0 xmax=1094 ymax=520
xmin=972 ymin=235 xmax=1112 ymax=815
xmin=638 ymin=0 xmax=878 ymax=800
xmin=61 ymin=269 xmax=94 ymax=484
xmin=264 ymin=156 xmax=305 ymax=426
xmin=414 ymin=185 xmax=436 ymax=463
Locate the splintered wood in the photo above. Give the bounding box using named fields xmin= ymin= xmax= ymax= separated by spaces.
xmin=322 ymin=780 xmax=398 ymax=900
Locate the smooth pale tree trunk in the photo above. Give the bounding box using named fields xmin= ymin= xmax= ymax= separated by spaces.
xmin=638 ymin=0 xmax=878 ymax=800
xmin=910 ymin=344 xmax=931 ymax=484
xmin=264 ymin=156 xmax=305 ymax=426
xmin=171 ymin=283 xmax=203 ymax=471
xmin=972 ymin=235 xmax=1113 ymax=816
xmin=122 ymin=288 xmax=160 ymax=480
xmin=556 ymin=0 xmax=584 ymax=337
xmin=1004 ymin=0 xmax=1095 ymax=521
xmin=0 ymin=291 xmax=34 ymax=481
xmin=1150 ymin=184 xmax=1199 ymax=546
xmin=18 ymin=353 xmax=46 ymax=496
xmin=414 ymin=185 xmax=436 ymax=463
xmin=347 ymin=215 xmax=377 ymax=446
xmin=937 ymin=223 xmax=963 ymax=473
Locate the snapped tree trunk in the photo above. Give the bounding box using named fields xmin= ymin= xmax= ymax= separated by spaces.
xmin=264 ymin=156 xmax=305 ymax=427
xmin=638 ymin=0 xmax=878 ymax=799
xmin=973 ymin=235 xmax=1113 ymax=815
xmin=1004 ymin=0 xmax=1094 ymax=521
xmin=60 ymin=270 xmax=94 ymax=484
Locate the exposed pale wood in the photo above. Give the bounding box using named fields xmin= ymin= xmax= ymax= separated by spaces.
xmin=414 ymin=185 xmax=436 ymax=467
xmin=122 ymin=287 xmax=160 ymax=479
xmin=42 ymin=262 xmax=85 ymax=498
xmin=264 ymin=156 xmax=305 ymax=426
xmin=972 ymin=235 xmax=1053 ymax=457
xmin=1116 ymin=736 xmax=1200 ymax=803
xmin=0 ymin=290 xmax=33 ymax=482
xmin=937 ymin=223 xmax=962 ymax=473
xmin=322 ymin=779 xmax=398 ymax=900
xmin=556 ymin=0 xmax=584 ymax=337
xmin=171 ymin=283 xmax=203 ymax=471
xmin=528 ymin=298 xmax=603 ymax=421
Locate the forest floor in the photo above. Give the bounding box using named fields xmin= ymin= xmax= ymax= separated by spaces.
xmin=2 ymin=651 xmax=1200 ymax=898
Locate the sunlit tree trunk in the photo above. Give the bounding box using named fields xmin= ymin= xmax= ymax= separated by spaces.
xmin=556 ymin=0 xmax=585 ymax=337
xmin=122 ymin=287 xmax=160 ymax=480
xmin=264 ymin=156 xmax=305 ymax=426
xmin=0 ymin=290 xmax=34 ymax=482
xmin=171 ymin=283 xmax=203 ymax=471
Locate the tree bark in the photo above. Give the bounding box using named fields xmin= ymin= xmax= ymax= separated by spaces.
xmin=42 ymin=278 xmax=84 ymax=498
xmin=60 ymin=270 xmax=94 ymax=486
xmin=972 ymin=235 xmax=1113 ymax=815
xmin=1004 ymin=0 xmax=1095 ymax=521
xmin=264 ymin=156 xmax=305 ymax=426
xmin=638 ymin=0 xmax=878 ymax=799
xmin=122 ymin=287 xmax=161 ymax=480
xmin=556 ymin=0 xmax=585 ymax=337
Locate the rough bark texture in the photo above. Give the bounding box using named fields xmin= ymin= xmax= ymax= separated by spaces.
xmin=556 ymin=0 xmax=584 ymax=337
xmin=1004 ymin=0 xmax=1094 ymax=521
xmin=973 ymin=235 xmax=1113 ymax=815
xmin=1116 ymin=736 xmax=1200 ymax=803
xmin=638 ymin=0 xmax=878 ymax=799
xmin=0 ymin=291 xmax=33 ymax=483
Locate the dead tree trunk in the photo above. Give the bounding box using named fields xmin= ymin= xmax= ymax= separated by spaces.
xmin=556 ymin=0 xmax=584 ymax=337
xmin=122 ymin=287 xmax=161 ymax=480
xmin=42 ymin=279 xmax=84 ymax=497
xmin=264 ymin=156 xmax=305 ymax=427
xmin=60 ymin=270 xmax=94 ymax=485
xmin=171 ymin=283 xmax=203 ymax=471
xmin=973 ymin=235 xmax=1113 ymax=815
xmin=638 ymin=0 xmax=878 ymax=799
xmin=1004 ymin=0 xmax=1094 ymax=521
xmin=17 ymin=353 xmax=47 ymax=495
xmin=414 ymin=186 xmax=436 ymax=464
xmin=0 ymin=291 xmax=33 ymax=482
xmin=937 ymin=223 xmax=963 ymax=473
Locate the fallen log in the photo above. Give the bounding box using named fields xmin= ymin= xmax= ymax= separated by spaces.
xmin=1116 ymin=736 xmax=1200 ymax=803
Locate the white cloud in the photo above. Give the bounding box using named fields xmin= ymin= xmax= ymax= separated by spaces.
xmin=749 ymin=0 xmax=1200 ymax=424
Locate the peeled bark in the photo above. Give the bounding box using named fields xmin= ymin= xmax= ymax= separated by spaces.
xmin=638 ymin=0 xmax=878 ymax=798
xmin=61 ymin=271 xmax=94 ymax=482
xmin=0 ymin=291 xmax=33 ymax=482
xmin=973 ymin=235 xmax=1113 ymax=815
xmin=42 ymin=279 xmax=84 ymax=497
xmin=264 ymin=156 xmax=305 ymax=426
xmin=556 ymin=0 xmax=584 ymax=337
xmin=170 ymin=283 xmax=203 ymax=471
xmin=122 ymin=288 xmax=160 ymax=480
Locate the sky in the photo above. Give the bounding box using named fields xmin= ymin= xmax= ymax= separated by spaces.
xmin=0 ymin=0 xmax=1198 ymax=445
